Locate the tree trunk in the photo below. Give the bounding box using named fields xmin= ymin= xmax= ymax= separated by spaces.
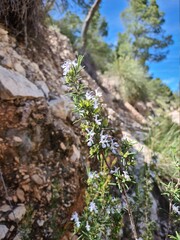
xmin=81 ymin=0 xmax=102 ymax=51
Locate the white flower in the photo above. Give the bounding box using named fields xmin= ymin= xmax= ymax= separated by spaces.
xmin=100 ymin=131 xmax=110 ymax=148
xmin=95 ymin=88 xmax=102 ymax=98
xmin=122 ymin=171 xmax=130 ymax=181
xmin=85 ymin=91 xmax=94 ymax=100
xmin=110 ymin=167 xmax=119 ymax=174
xmin=94 ymin=115 xmax=102 ymax=125
xmin=79 ymin=109 xmax=85 ymax=116
xmin=93 ymin=99 xmax=99 ymax=109
xmin=110 ymin=139 xmax=119 ymax=154
xmin=85 ymin=91 xmax=99 ymax=109
xmin=172 ymin=205 xmax=180 ymax=215
xmin=85 ymin=221 xmax=90 ymax=231
xmin=87 ymin=137 xmax=94 ymax=147
xmin=106 ymin=227 xmax=111 ymax=236
xmin=61 ymin=59 xmax=77 ymax=76
xmin=106 ymin=206 xmax=111 ymax=214
xmin=89 ymin=201 xmax=98 ymax=213
xmin=71 ymin=212 xmax=80 ymax=228
xmin=116 ymin=203 xmax=122 ymax=212
xmin=86 ymin=129 xmax=95 ymax=147
xmin=88 ymin=171 xmax=98 ymax=179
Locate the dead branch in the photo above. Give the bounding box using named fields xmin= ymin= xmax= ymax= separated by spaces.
xmin=81 ymin=0 xmax=102 ymax=51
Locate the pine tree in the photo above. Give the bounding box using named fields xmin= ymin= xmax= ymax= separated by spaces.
xmin=121 ymin=0 xmax=173 ymax=66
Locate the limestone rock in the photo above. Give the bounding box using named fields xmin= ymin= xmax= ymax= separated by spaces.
xmin=169 ymin=108 xmax=180 ymax=125
xmin=36 ymin=81 xmax=50 ymax=98
xmin=14 ymin=62 xmax=26 ymax=76
xmin=0 ymin=225 xmax=8 ymax=240
xmin=134 ymin=101 xmax=147 ymax=116
xmin=0 ymin=205 xmax=11 ymax=212
xmin=12 ymin=136 xmax=23 ymax=147
xmin=8 ymin=205 xmax=26 ymax=222
xmin=0 ymin=66 xmax=44 ymax=99
xmin=13 ymin=233 xmax=22 ymax=240
xmin=0 ymin=28 xmax=8 ymax=42
xmin=37 ymin=219 xmax=45 ymax=227
xmin=49 ymin=96 xmax=73 ymax=120
xmin=1 ymin=57 xmax=13 ymax=69
xmin=125 ymin=102 xmax=147 ymax=125
xmin=16 ymin=188 xmax=25 ymax=202
xmin=71 ymin=145 xmax=80 ymax=162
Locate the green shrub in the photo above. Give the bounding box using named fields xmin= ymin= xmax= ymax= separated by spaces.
xmin=111 ymin=55 xmax=149 ymax=105
xmin=146 ymin=116 xmax=180 ymax=177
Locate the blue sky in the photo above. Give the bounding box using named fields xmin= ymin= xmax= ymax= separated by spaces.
xmin=100 ymin=0 xmax=180 ymax=92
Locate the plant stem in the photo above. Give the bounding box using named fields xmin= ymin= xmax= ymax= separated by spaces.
xmin=165 ymin=195 xmax=172 ymax=240
xmin=101 ymin=152 xmax=138 ymax=240
xmin=121 ymin=183 xmax=138 ymax=240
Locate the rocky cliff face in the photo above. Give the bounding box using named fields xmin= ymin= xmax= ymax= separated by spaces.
xmin=0 ymin=26 xmax=126 ymax=239
xmin=0 ymin=26 xmax=88 ymax=240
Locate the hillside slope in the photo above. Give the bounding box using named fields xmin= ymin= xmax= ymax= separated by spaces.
xmin=0 ymin=25 xmax=177 ymax=239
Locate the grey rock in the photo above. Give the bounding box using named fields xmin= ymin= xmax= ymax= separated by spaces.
xmin=0 ymin=225 xmax=8 ymax=240
xmin=14 ymin=62 xmax=26 ymax=76
xmin=0 ymin=204 xmax=11 ymax=212
xmin=36 ymin=81 xmax=50 ymax=98
xmin=1 ymin=57 xmax=13 ymax=69
xmin=8 ymin=204 xmax=26 ymax=222
xmin=0 ymin=66 xmax=44 ymax=99
xmin=49 ymin=96 xmax=73 ymax=120
xmin=37 ymin=219 xmax=45 ymax=227
xmin=13 ymin=233 xmax=22 ymax=240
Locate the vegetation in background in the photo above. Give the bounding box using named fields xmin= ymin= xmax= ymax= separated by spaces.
xmin=112 ymin=36 xmax=149 ymax=104
xmin=146 ymin=116 xmax=180 ymax=177
xmin=121 ymin=0 xmax=173 ymax=66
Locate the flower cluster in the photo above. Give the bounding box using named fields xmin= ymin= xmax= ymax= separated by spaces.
xmin=61 ymin=59 xmax=77 ymax=76
xmin=71 ymin=212 xmax=80 ymax=228
xmin=62 ymin=57 xmax=137 ymax=240
xmin=89 ymin=201 xmax=98 ymax=213
xmin=172 ymin=204 xmax=180 ymax=215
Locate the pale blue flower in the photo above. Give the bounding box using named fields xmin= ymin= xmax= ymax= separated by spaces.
xmin=85 ymin=91 xmax=94 ymax=100
xmin=62 ymin=59 xmax=77 ymax=76
xmin=110 ymin=167 xmax=119 ymax=174
xmin=110 ymin=139 xmax=119 ymax=154
xmin=85 ymin=221 xmax=90 ymax=231
xmin=106 ymin=206 xmax=111 ymax=214
xmin=123 ymin=171 xmax=130 ymax=181
xmin=86 ymin=129 xmax=95 ymax=147
xmin=88 ymin=171 xmax=99 ymax=179
xmin=89 ymin=201 xmax=98 ymax=213
xmin=71 ymin=212 xmax=80 ymax=228
xmin=106 ymin=227 xmax=111 ymax=236
xmin=94 ymin=115 xmax=102 ymax=125
xmin=100 ymin=131 xmax=110 ymax=148
xmin=93 ymin=99 xmax=99 ymax=109
xmin=172 ymin=205 xmax=180 ymax=215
